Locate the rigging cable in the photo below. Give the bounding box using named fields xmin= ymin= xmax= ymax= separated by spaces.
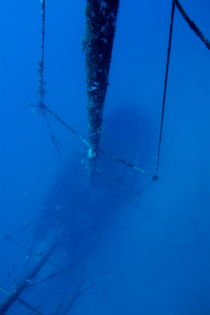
xmin=46 ymin=105 xmax=153 ymax=176
xmin=155 ymin=0 xmax=210 ymax=177
xmin=155 ymin=1 xmax=175 ymax=176
xmin=38 ymin=0 xmax=46 ymax=110
xmin=38 ymin=104 xmax=154 ymax=177
xmin=34 ymin=1 xmax=209 ymax=180
xmin=174 ymin=0 xmax=210 ymax=50
xmin=37 ymin=0 xmax=62 ymax=157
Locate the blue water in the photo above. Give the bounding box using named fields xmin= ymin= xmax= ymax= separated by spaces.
xmin=0 ymin=1 xmax=210 ymax=314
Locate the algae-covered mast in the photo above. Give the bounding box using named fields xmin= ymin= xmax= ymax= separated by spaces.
xmin=84 ymin=0 xmax=120 ymax=164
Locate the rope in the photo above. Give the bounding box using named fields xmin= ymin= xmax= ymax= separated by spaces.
xmin=38 ymin=0 xmax=46 ymax=109
xmin=133 ymin=179 xmax=154 ymax=198
xmin=36 ymin=0 xmax=64 ymax=157
xmin=34 ymin=0 xmax=156 ymax=178
xmin=43 ymin=105 xmax=90 ymax=147
xmin=31 ymin=104 xmax=155 ymax=178
xmin=46 ymin=106 xmax=154 ymax=177
xmin=155 ymin=1 xmax=175 ymax=175
xmin=0 ymin=222 xmax=31 ymax=242
xmin=174 ymin=0 xmax=210 ymax=50
xmin=155 ymin=0 xmax=209 ymax=176
xmin=34 ymin=0 xmax=210 ymax=181
xmin=43 ymin=114 xmax=63 ymax=158
xmin=99 ymin=148 xmax=154 ymax=177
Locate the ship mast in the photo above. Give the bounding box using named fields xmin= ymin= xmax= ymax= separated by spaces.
xmin=84 ymin=0 xmax=120 ymax=170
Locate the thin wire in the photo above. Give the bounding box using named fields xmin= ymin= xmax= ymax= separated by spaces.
xmin=44 ymin=114 xmax=63 ymax=158
xmin=42 ymin=105 xmax=154 ymax=178
xmin=34 ymin=0 xmax=155 ymax=178
xmin=174 ymin=0 xmax=210 ymax=50
xmin=99 ymin=148 xmax=154 ymax=177
xmin=38 ymin=0 xmax=46 ymax=109
xmin=37 ymin=0 xmax=64 ymax=158
xmin=0 ymin=222 xmax=31 ymax=242
xmin=133 ymin=179 xmax=154 ymax=198
xmin=43 ymin=105 xmax=90 ymax=147
xmin=155 ymin=1 xmax=175 ymax=175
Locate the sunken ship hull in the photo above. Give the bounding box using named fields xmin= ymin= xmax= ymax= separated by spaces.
xmin=0 ymin=107 xmax=150 ymax=314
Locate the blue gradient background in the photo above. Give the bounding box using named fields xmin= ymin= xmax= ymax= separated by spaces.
xmin=0 ymin=1 xmax=210 ymax=314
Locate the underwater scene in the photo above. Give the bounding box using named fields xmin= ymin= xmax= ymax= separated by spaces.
xmin=0 ymin=0 xmax=210 ymax=314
